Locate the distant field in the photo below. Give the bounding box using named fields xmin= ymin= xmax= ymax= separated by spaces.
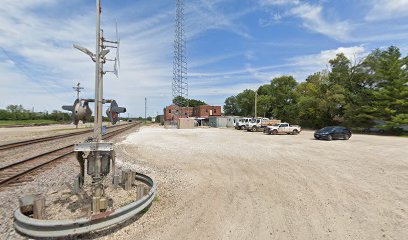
xmin=0 ymin=120 xmax=67 ymax=126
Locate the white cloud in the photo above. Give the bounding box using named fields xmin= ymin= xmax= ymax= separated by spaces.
xmin=259 ymin=0 xmax=300 ymax=6
xmin=289 ymin=3 xmax=352 ymax=41
xmin=187 ymin=0 xmax=254 ymax=39
xmin=258 ymin=1 xmax=352 ymax=41
xmin=189 ymin=46 xmax=368 ymax=95
xmin=0 ymin=0 xmax=179 ymax=117
xmin=0 ymin=0 xmax=255 ymax=116
xmin=259 ymin=12 xmax=283 ymax=27
xmin=290 ymin=46 xmax=366 ymax=67
xmin=365 ymin=0 xmax=408 ymax=21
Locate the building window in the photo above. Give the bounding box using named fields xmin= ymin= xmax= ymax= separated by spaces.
xmin=206 ymin=109 xmax=208 ymax=113
xmin=169 ymin=109 xmax=171 ymax=113
xmin=214 ymin=109 xmax=217 ymax=113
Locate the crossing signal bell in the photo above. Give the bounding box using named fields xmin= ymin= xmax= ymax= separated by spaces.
xmin=106 ymin=100 xmax=126 ymax=124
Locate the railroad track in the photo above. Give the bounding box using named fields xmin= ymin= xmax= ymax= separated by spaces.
xmin=0 ymin=123 xmax=129 ymax=151
xmin=0 ymin=122 xmax=141 ymax=189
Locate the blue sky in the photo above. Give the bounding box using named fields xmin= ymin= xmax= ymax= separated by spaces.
xmin=1 ymin=0 xmax=408 ymax=117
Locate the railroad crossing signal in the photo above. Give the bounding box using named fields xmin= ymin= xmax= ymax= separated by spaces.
xmin=62 ymin=99 xmax=92 ymax=126
xmin=106 ymin=100 xmax=126 ymax=125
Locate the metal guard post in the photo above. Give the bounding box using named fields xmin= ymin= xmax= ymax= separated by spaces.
xmin=14 ymin=173 xmax=156 ymax=238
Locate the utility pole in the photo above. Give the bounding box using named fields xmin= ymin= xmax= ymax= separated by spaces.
xmin=254 ymin=91 xmax=257 ymax=118
xmin=94 ymin=0 xmax=102 ymax=142
xmin=73 ymin=82 xmax=84 ymax=100
xmin=145 ymin=97 xmax=147 ymax=123
xmin=92 ymin=0 xmax=103 ymax=207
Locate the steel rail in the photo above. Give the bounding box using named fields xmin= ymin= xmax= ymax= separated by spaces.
xmin=14 ymin=172 xmax=156 ymax=238
xmin=0 ymin=123 xmax=140 ymax=188
xmin=0 ymin=123 xmax=129 ymax=151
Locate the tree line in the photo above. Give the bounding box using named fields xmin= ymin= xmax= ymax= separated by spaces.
xmin=224 ymin=46 xmax=408 ymax=131
xmin=173 ymin=96 xmax=207 ymax=107
xmin=0 ymin=105 xmax=71 ymax=122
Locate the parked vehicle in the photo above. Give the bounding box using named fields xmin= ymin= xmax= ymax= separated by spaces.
xmin=362 ymin=127 xmax=385 ymax=134
xmin=264 ymin=123 xmax=301 ymax=135
xmin=235 ymin=118 xmax=252 ymax=130
xmin=314 ymin=126 xmax=352 ymax=141
xmin=246 ymin=118 xmax=281 ymax=132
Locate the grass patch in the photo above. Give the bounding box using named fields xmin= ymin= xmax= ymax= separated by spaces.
xmin=0 ymin=119 xmax=67 ymax=126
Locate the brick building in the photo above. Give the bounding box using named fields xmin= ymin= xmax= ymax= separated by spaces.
xmin=192 ymin=105 xmax=221 ymax=118
xmin=164 ymin=105 xmax=193 ymax=121
xmin=163 ymin=105 xmax=222 ymax=121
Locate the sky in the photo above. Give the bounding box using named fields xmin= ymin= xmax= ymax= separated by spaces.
xmin=0 ymin=0 xmax=408 ymax=118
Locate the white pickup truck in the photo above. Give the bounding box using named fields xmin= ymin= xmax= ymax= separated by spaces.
xmin=264 ymin=123 xmax=301 ymax=135
xmin=235 ymin=118 xmax=252 ymax=130
xmin=246 ymin=118 xmax=281 ymax=132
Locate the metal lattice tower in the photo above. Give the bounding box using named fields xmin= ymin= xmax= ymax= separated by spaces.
xmin=172 ymin=0 xmax=188 ymax=108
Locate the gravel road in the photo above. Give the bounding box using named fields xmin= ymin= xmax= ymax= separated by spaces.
xmin=104 ymin=126 xmax=408 ymax=240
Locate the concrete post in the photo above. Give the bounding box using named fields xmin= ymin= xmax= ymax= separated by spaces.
xmin=137 ymin=186 xmax=144 ymax=200
xmin=33 ymin=197 xmax=46 ymax=219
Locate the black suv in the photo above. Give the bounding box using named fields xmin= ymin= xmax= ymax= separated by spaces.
xmin=314 ymin=126 xmax=352 ymax=141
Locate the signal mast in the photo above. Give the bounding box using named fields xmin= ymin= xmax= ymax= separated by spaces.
xmin=68 ymin=0 xmax=125 ymax=213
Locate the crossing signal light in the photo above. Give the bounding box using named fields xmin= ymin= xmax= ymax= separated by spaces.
xmin=106 ymin=100 xmax=126 ymax=125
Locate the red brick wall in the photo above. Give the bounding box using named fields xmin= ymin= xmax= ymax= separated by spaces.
xmin=193 ymin=105 xmax=221 ymax=118
xmin=164 ymin=105 xmax=222 ymax=120
xmin=164 ymin=105 xmax=193 ymax=121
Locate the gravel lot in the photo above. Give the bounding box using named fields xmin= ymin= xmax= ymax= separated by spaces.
xmin=105 ymin=126 xmax=408 ymax=240
xmin=1 ymin=125 xmax=407 ymax=240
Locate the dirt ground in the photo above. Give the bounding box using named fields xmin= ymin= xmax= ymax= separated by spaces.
xmin=106 ymin=126 xmax=408 ymax=240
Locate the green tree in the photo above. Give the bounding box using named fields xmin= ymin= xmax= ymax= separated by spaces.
xmin=256 ymin=95 xmax=272 ymax=118
xmin=269 ymin=76 xmax=299 ymax=123
xmin=297 ymin=71 xmax=347 ymax=128
xmin=224 ymin=96 xmax=240 ymax=115
xmin=363 ymin=46 xmax=408 ymax=128
xmin=173 ymin=96 xmax=207 ymax=107
xmin=236 ymin=89 xmax=256 ymax=117
xmin=188 ymin=99 xmax=207 ymax=107
xmin=328 ymin=53 xmax=375 ymax=127
xmin=173 ymin=96 xmax=189 ymax=107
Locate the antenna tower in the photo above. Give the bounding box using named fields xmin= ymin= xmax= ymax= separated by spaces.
xmin=172 ymin=0 xmax=188 ymax=110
